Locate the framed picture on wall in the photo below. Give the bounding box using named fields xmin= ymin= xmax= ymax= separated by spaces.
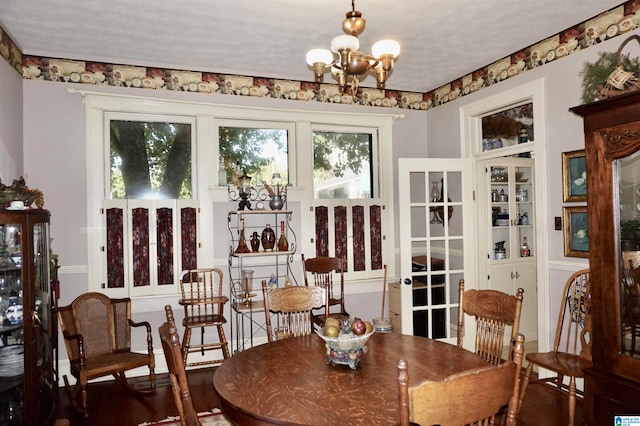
xmin=563 ymin=206 xmax=589 ymax=258
xmin=562 ymin=150 xmax=587 ymax=202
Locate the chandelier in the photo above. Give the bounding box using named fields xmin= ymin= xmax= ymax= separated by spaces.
xmin=305 ymin=0 xmax=400 ymax=94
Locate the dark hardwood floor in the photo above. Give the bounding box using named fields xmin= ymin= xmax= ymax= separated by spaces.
xmin=53 ymin=368 xmax=583 ymax=426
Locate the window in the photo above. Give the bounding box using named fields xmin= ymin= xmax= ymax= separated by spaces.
xmin=85 ymin=93 xmax=397 ymax=302
xmin=217 ymin=122 xmax=291 ymax=186
xmin=110 ymin=120 xmax=193 ymax=199
xmin=312 ymin=129 xmax=375 ymax=199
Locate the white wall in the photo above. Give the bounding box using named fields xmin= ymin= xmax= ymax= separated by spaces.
xmin=0 ymin=59 xmax=23 ymax=181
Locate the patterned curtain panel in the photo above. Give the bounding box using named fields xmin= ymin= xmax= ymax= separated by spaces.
xmin=156 ymin=207 xmax=174 ymax=286
xmin=352 ymin=205 xmax=365 ymax=271
xmin=334 ymin=206 xmax=348 ymax=271
xmin=106 ymin=208 xmax=125 ymax=288
xmin=370 ymin=205 xmax=382 ymax=270
xmin=132 ymin=207 xmax=150 ymax=287
xmin=315 ymin=206 xmax=329 ymax=256
xmin=181 ymin=207 xmax=197 ymax=271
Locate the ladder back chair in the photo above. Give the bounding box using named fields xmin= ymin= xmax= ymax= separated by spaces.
xmin=179 ymin=268 xmax=230 ymax=367
xmin=159 ymin=305 xmax=202 ymax=426
xmin=398 ymin=333 xmax=525 ymax=426
xmin=457 ymin=279 xmax=524 ymax=365
xmin=57 ymin=292 xmax=155 ymax=417
xmin=517 ymin=269 xmax=591 ymax=426
xmin=261 ymin=280 xmax=327 ymax=343
xmin=301 ymin=254 xmax=349 ymax=328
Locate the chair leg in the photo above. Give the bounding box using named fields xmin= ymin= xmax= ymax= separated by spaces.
xmin=182 ymin=327 xmax=193 ymax=366
xmin=63 ymin=374 xmax=89 ymax=417
xmin=517 ymin=362 xmax=534 ymax=412
xmin=217 ymin=324 xmax=230 ymax=359
xmin=568 ymin=376 xmax=576 ymax=426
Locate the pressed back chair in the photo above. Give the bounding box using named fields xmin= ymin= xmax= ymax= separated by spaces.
xmin=57 ymin=292 xmax=155 ymax=417
xmin=518 ymin=269 xmax=591 ymax=426
xmin=261 ymin=280 xmax=327 ymax=343
xmin=159 ymin=305 xmax=202 ymax=426
xmin=457 ymin=279 xmax=524 ymax=365
xmin=398 ymin=333 xmax=525 ymax=426
xmin=179 ymin=268 xmax=230 ymax=367
xmin=301 ymin=254 xmax=349 ymax=328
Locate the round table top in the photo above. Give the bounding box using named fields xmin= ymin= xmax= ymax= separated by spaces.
xmin=213 ymin=332 xmax=489 ymax=425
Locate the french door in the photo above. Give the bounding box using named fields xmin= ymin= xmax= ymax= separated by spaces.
xmin=398 ymin=158 xmax=475 ymax=347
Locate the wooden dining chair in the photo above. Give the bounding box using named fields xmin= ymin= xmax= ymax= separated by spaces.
xmin=159 ymin=305 xmax=202 ymax=426
xmin=301 ymin=254 xmax=349 ymax=328
xmin=261 ymin=280 xmax=326 ymax=343
xmin=57 ymin=292 xmax=156 ymax=417
xmin=398 ymin=333 xmax=525 ymax=426
xmin=179 ymin=268 xmax=230 ymax=367
xmin=457 ymin=279 xmax=524 ymax=365
xmin=518 ymin=269 xmax=591 ymax=426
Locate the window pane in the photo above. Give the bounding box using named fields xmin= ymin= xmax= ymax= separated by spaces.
xmin=110 ymin=120 xmax=192 ymax=199
xmin=219 ymin=127 xmax=289 ymax=185
xmin=313 ymin=131 xmax=373 ymax=199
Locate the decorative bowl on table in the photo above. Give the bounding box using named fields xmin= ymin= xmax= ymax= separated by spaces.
xmin=317 ymin=328 xmax=374 ymax=370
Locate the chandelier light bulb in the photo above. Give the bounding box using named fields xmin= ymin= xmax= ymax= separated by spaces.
xmin=371 ymin=39 xmax=401 ymax=59
xmin=306 ymin=49 xmax=333 ymax=67
xmin=331 ymin=35 xmax=359 ymax=53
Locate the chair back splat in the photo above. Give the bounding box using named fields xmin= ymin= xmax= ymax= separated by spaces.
xmin=301 ymin=254 xmax=349 ymax=328
xmin=457 ymin=279 xmax=524 ymax=365
xmin=159 ymin=305 xmax=202 ymax=426
xmin=57 ymin=292 xmax=156 ymax=417
xmin=179 ymin=268 xmax=230 ymax=367
xmin=399 ymin=334 xmax=525 ymax=426
xmin=262 ymin=280 xmax=327 ymax=342
xmin=518 ymin=269 xmax=591 ymax=426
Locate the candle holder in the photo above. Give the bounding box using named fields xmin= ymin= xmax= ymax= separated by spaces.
xmin=237 ymin=171 xmax=252 ymax=211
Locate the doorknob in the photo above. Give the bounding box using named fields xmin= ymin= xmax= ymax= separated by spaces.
xmin=404 ymin=278 xmax=412 ymax=285
xmin=511 ymin=271 xmax=515 ymax=279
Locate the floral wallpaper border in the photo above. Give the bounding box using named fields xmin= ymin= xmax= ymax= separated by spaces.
xmin=1 ymin=1 xmax=638 ymax=110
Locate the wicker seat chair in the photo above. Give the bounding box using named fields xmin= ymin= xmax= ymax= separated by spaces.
xmin=517 ymin=269 xmax=591 ymax=426
xmin=457 ymin=279 xmax=524 ymax=365
xmin=179 ymin=268 xmax=230 ymax=367
xmin=159 ymin=305 xmax=202 ymax=426
xmin=301 ymin=254 xmax=349 ymax=329
xmin=57 ymin=292 xmax=155 ymax=417
xmin=261 ymin=280 xmax=326 ymax=343
xmin=398 ymin=333 xmax=525 ymax=426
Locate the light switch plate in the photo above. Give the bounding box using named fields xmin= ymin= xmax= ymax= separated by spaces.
xmin=555 ymin=216 xmax=562 ymax=230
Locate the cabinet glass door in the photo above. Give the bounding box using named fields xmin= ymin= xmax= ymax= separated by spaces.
xmin=618 ymin=148 xmax=640 ymax=359
xmin=489 ymin=160 xmax=534 ymax=261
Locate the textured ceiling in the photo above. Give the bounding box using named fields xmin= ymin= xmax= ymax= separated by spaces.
xmin=0 ymin=0 xmax=626 ymax=93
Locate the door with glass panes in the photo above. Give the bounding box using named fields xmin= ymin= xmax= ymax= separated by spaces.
xmin=397 ymin=159 xmax=475 ymax=347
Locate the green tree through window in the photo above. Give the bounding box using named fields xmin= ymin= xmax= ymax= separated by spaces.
xmin=110 ymin=121 xmax=192 ymax=199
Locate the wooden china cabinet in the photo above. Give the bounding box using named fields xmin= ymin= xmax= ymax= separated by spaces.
xmin=0 ymin=209 xmax=55 ymax=425
xmin=571 ymin=91 xmax=640 ymax=424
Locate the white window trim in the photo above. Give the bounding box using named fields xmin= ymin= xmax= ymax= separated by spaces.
xmin=80 ymin=89 xmax=400 ymax=301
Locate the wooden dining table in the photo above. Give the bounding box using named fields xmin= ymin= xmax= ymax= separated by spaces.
xmin=213 ymin=332 xmax=490 ymax=425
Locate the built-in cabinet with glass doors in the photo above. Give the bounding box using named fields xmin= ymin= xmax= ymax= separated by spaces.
xmin=482 ymin=158 xmax=537 ymax=340
xmin=0 ymin=210 xmax=55 ymax=426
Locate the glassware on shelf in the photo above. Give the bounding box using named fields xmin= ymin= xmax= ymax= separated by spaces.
xmin=261 ymin=224 xmax=276 ymax=252
xmin=234 ymin=219 xmax=251 ymax=254
xmin=250 ymin=232 xmax=260 ymax=252
xmin=277 ymin=221 xmax=289 ymax=251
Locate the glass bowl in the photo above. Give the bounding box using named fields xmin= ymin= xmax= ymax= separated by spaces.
xmin=317 ymin=329 xmax=374 ymax=369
